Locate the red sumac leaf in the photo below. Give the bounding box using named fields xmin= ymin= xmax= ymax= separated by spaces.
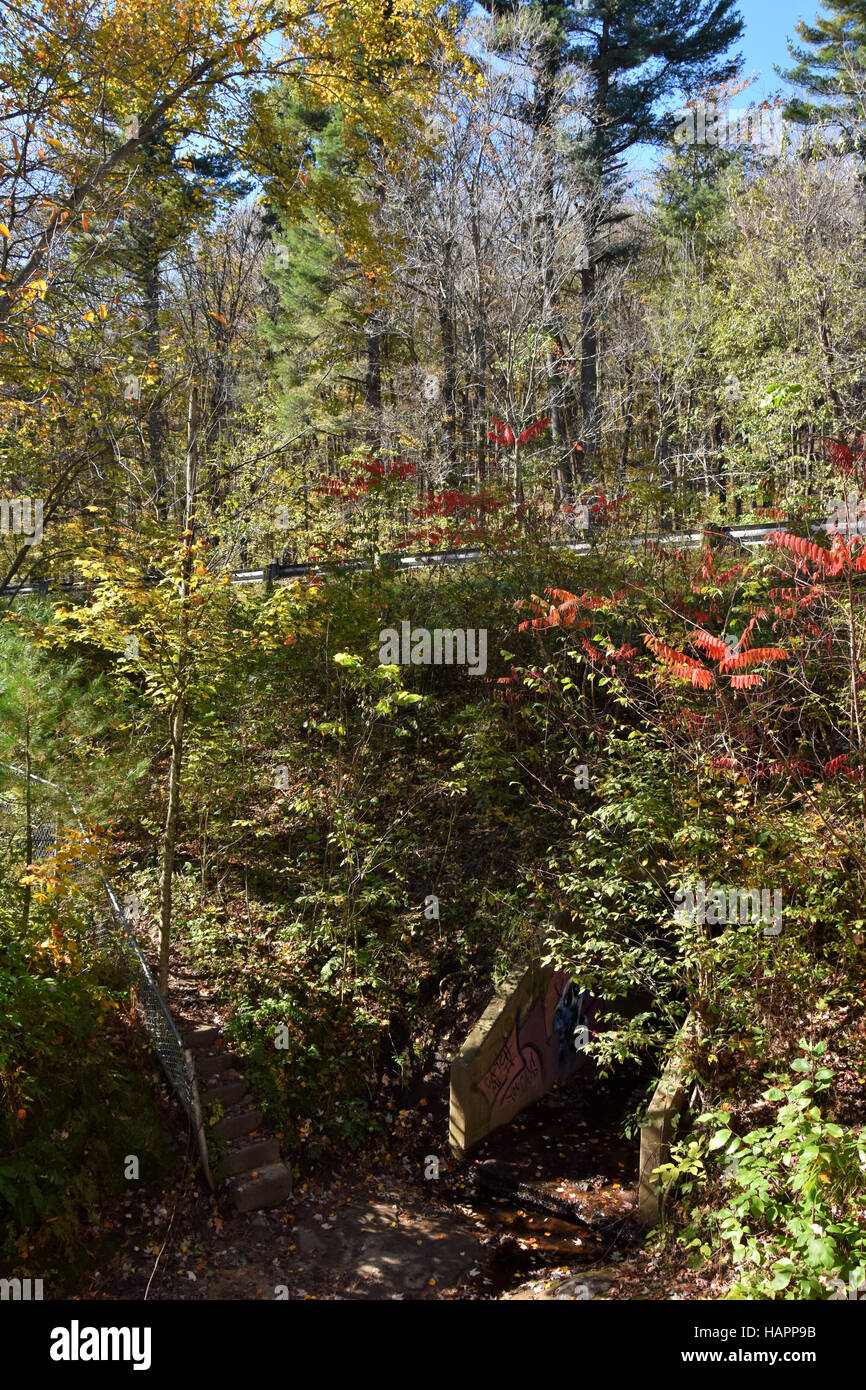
xmin=692 ymin=630 xmax=729 ymax=661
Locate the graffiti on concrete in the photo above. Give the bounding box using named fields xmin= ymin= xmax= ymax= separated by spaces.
xmin=476 ymin=970 xmax=595 ymax=1125
xmin=553 ymin=981 xmax=595 ymax=1064
xmin=476 ymin=1020 xmax=542 ymax=1118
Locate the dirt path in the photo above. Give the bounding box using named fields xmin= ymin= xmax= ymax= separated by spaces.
xmin=82 ymin=1057 xmax=658 ymax=1301
xmin=84 ymin=912 xmax=668 ymax=1300
xmin=85 ymin=1166 xmax=483 ymax=1301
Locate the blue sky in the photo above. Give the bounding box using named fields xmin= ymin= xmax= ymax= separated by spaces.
xmin=628 ymin=0 xmax=826 ymax=182
xmin=739 ymin=0 xmax=817 ymax=102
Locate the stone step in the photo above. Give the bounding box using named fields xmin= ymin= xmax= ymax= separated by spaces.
xmin=226 ymin=1162 xmax=292 ymax=1213
xmin=196 ymin=1049 xmax=240 ymax=1079
xmin=202 ymin=1071 xmax=246 ymax=1108
xmin=211 ymin=1102 xmax=263 ymax=1141
xmin=183 ymin=1025 xmax=220 ymax=1050
xmin=217 ymin=1136 xmax=280 ymax=1180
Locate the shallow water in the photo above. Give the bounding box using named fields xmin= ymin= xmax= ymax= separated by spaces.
xmin=451 ymin=1066 xmax=645 ymax=1293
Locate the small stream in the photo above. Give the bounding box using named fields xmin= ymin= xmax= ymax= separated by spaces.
xmin=448 ymin=1065 xmax=647 ymax=1294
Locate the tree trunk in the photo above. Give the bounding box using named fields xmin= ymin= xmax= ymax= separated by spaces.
xmin=534 ymin=54 xmax=575 ymax=505
xmin=158 ymin=690 xmax=185 ymax=992
xmin=580 ymin=261 xmax=600 ymax=474
xmin=157 ymin=386 xmax=199 ymax=994
xmin=21 ymin=716 xmax=32 ymax=934
xmin=713 ymin=419 xmax=726 ymax=506
xmin=438 ymin=292 xmax=458 ymax=471
xmin=143 ymin=253 xmax=168 ymax=520
xmin=468 ymin=194 xmax=488 ymax=488
xmin=365 ymin=309 xmax=382 ymax=453
xmin=578 ymin=26 xmax=611 ymax=480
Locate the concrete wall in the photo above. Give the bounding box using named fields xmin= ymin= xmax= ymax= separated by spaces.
xmin=637 ymin=1015 xmax=696 ymax=1225
xmin=449 ymin=963 xmax=596 ymax=1157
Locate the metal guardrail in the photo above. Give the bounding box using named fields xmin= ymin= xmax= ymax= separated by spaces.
xmin=0 ymin=761 xmax=196 ymax=1120
xmin=0 ymin=517 xmax=842 ymax=599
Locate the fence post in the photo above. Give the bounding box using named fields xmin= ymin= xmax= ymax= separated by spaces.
xmin=0 ymin=761 xmax=211 ymax=1163
xmin=185 ymin=1049 xmax=215 ymax=1192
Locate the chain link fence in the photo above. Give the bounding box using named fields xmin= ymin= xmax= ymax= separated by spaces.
xmin=0 ymin=791 xmax=56 ymax=863
xmin=0 ymin=762 xmax=199 ymax=1127
xmin=99 ymin=877 xmax=197 ymax=1117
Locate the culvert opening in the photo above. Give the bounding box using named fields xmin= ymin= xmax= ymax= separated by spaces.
xmin=452 ymin=1061 xmax=651 ymax=1295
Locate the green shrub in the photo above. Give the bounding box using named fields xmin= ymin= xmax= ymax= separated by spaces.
xmin=654 ymin=1041 xmax=866 ymax=1299
xmin=0 ymin=899 xmax=174 ymax=1291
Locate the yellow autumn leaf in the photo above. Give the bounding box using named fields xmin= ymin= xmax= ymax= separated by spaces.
xmin=0 ymin=223 xmax=11 ymax=238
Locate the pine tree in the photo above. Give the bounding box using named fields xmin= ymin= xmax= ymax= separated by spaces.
xmin=82 ymin=117 xmax=250 ymax=517
xmin=259 ymin=104 xmax=364 ymax=433
xmin=782 ymin=0 xmax=866 ymax=160
xmin=482 ymin=0 xmax=744 ymax=475
xmin=653 ymin=104 xmax=743 ymax=242
xmin=258 ymin=99 xmax=391 ymax=450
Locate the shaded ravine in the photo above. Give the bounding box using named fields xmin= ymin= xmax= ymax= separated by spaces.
xmin=83 ymin=914 xmax=647 ymax=1300
xmin=447 ymin=1065 xmax=646 ymax=1295
xmin=84 ymin=1053 xmax=647 ymax=1301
